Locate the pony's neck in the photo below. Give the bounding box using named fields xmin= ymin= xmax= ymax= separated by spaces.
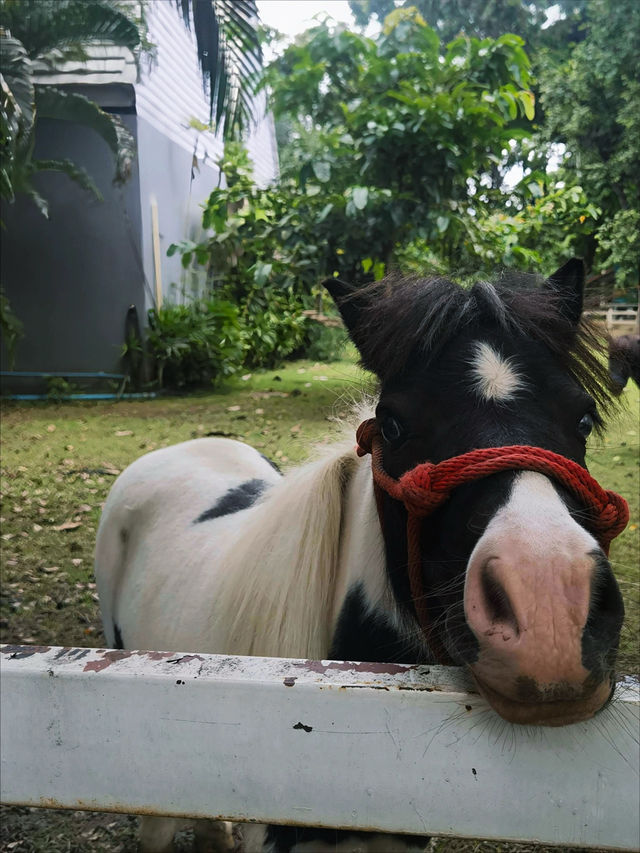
xmin=212 ymin=439 xmax=364 ymax=660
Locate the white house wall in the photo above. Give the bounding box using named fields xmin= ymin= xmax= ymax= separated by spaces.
xmin=135 ymin=0 xmax=279 ymax=309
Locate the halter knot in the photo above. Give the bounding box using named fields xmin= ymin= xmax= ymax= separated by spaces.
xmin=355 ymin=417 xmax=629 ymax=663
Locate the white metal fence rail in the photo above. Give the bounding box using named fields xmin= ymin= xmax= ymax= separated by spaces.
xmin=585 ymin=303 xmax=639 ymax=331
xmin=1 ymin=645 xmax=639 ymax=850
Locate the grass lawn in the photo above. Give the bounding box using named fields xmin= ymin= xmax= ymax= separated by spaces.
xmin=1 ymin=357 xmax=638 ymax=853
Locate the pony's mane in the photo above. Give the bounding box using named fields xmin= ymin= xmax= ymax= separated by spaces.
xmin=353 ymin=271 xmax=615 ymax=412
xmin=212 ymin=434 xmax=362 ymax=660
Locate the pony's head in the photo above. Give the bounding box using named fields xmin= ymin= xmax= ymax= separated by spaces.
xmin=326 ymin=260 xmax=626 ymax=726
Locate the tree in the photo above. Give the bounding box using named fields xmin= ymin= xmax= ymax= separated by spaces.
xmin=267 ymin=10 xmax=535 ymax=282
xmin=538 ymin=0 xmax=640 ymax=289
xmin=347 ymin=1 xmax=586 ymax=48
xmin=174 ymin=0 xmax=263 ymax=139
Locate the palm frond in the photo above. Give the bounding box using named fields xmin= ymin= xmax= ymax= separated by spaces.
xmin=0 ymin=33 xmax=35 ymax=140
xmin=1 ymin=0 xmax=140 ymax=60
xmin=34 ymin=86 xmax=135 ymax=183
xmin=32 ymin=157 xmax=102 ymax=200
xmin=175 ymin=0 xmax=263 ymax=139
xmin=0 ymin=32 xmax=35 ymax=200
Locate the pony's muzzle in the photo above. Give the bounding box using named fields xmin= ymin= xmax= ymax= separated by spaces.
xmin=463 ymin=541 xmax=622 ymax=726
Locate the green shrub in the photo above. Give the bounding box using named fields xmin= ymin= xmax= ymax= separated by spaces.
xmin=146 ymin=298 xmax=244 ymax=390
xmin=240 ymin=290 xmax=308 ymax=369
xmin=303 ymin=323 xmax=347 ymax=363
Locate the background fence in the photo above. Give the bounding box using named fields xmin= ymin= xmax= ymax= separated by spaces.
xmin=585 ymin=302 xmax=639 ymax=333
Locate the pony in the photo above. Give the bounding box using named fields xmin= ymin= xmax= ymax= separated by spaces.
xmin=608 ymin=332 xmax=640 ymax=393
xmin=95 ymin=259 xmax=628 ymax=853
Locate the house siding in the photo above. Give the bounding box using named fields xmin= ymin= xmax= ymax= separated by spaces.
xmin=135 ymin=1 xmax=278 ymax=187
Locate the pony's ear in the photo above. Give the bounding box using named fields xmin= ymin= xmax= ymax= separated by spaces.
xmin=323 ymin=276 xmax=378 ymax=372
xmin=322 ymin=277 xmax=363 ymax=337
xmin=547 ymin=258 xmax=585 ymax=326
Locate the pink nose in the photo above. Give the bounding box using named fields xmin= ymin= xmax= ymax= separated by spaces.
xmin=463 ymin=541 xmax=615 ymax=725
xmin=465 ymin=545 xmax=592 ymax=687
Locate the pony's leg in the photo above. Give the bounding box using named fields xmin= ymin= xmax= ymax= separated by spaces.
xmin=236 ymin=823 xmax=268 ymax=852
xmin=138 ymin=816 xmax=182 ymax=852
xmin=193 ymin=819 xmax=235 ymax=852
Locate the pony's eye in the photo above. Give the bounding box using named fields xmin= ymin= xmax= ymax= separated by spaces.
xmin=380 ymin=415 xmax=403 ymax=444
xmin=578 ymin=412 xmax=595 ymax=439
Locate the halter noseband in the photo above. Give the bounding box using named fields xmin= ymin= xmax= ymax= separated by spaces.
xmin=356 ymin=418 xmax=629 ymax=663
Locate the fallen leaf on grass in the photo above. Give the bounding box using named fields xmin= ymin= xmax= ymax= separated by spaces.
xmin=227 ymin=405 xmax=242 ymax=412
xmin=41 ymin=566 xmax=59 ymax=573
xmin=290 ymin=424 xmax=301 ymax=434
xmin=114 ymin=430 xmax=133 ymax=437
xmin=53 ymin=521 xmax=82 ymax=531
xmin=77 ymin=504 xmax=92 ymax=513
xmin=47 ymin=424 xmax=56 ymax=432
xmin=99 ymin=464 xmax=121 ymax=476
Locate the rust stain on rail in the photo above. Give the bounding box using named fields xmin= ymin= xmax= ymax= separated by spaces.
xmin=83 ymin=649 xmax=176 ymax=672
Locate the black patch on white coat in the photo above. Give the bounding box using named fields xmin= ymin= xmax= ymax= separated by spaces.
xmin=265 ymin=826 xmax=429 ymax=853
xmin=329 ymin=583 xmax=427 ymax=664
xmin=194 ymin=479 xmax=268 ymax=523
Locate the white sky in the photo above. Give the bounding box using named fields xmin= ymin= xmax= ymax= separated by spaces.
xmin=257 ymin=1 xmax=356 ymax=37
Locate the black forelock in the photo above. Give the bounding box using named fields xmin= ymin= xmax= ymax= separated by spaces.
xmin=348 ymin=271 xmax=616 ymax=415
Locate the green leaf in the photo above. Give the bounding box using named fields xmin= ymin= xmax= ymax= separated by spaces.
xmin=253 ymin=261 xmax=273 ymax=286
xmin=373 ymin=261 xmax=385 ymax=281
xmin=317 ymin=203 xmax=333 ymax=222
xmin=518 ymin=90 xmax=535 ymax=121
xmin=312 ymin=161 xmax=331 ymax=182
xmin=352 ymin=186 xmax=368 ymax=210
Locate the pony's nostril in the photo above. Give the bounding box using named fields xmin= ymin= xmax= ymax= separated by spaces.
xmin=479 ymin=564 xmax=519 ymax=636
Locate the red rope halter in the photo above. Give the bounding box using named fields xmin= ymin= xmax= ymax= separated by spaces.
xmin=356 ymin=418 xmax=629 ymax=661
